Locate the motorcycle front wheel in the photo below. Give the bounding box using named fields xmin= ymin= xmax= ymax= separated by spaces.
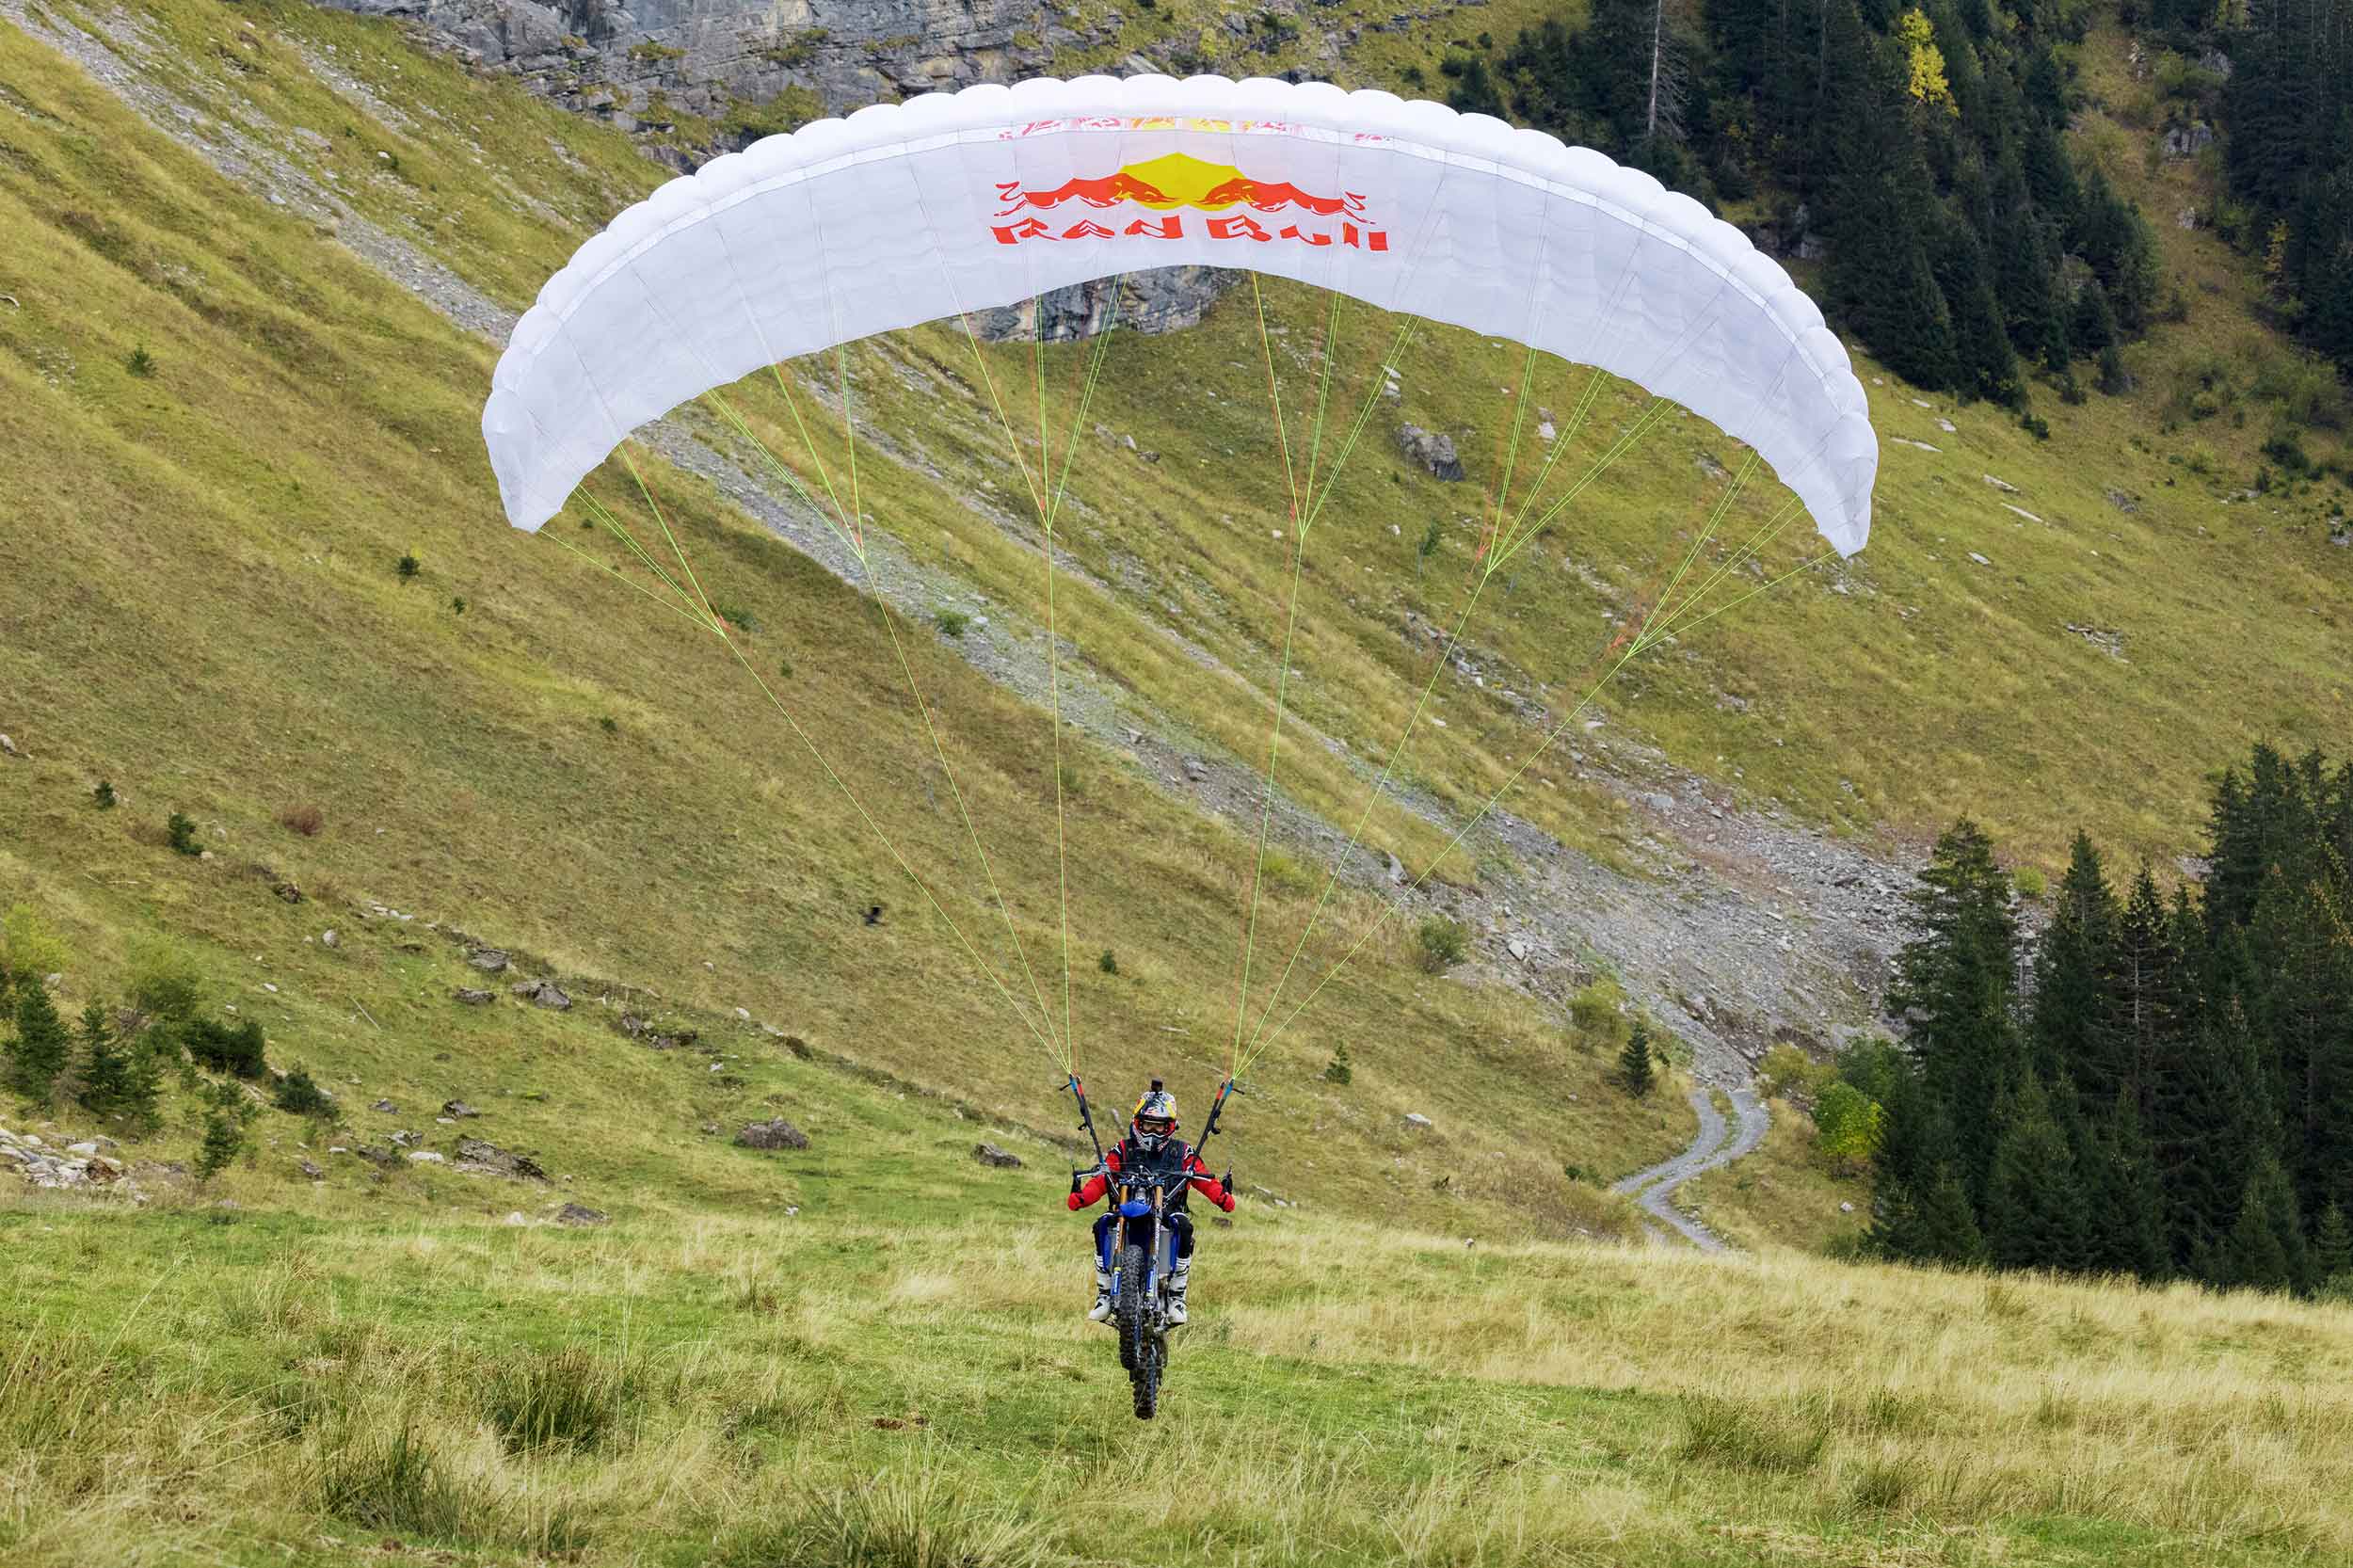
xmin=1116 ymin=1242 xmax=1160 ymax=1420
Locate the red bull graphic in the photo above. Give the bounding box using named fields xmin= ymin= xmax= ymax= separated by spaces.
xmin=990 ymin=152 xmax=1387 ymax=252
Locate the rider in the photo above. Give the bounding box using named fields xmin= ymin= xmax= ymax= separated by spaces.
xmin=1066 ymin=1081 xmax=1235 ymax=1325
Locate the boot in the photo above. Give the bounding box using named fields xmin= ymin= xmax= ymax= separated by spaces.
xmin=1166 ymin=1258 xmax=1191 ymax=1326
xmin=1085 ymin=1268 xmax=1113 ymax=1323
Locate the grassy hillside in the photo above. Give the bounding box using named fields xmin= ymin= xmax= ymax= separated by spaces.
xmin=5 ymin=3 xmax=2353 ymax=1562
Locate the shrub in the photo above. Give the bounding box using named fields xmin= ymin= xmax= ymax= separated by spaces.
xmin=166 ymin=811 xmax=200 ymax=856
xmin=1415 ymin=518 xmax=1443 ymax=568
xmin=1097 ymin=950 xmax=1117 ymax=975
xmin=1414 ymin=916 xmax=1468 ymax=972
xmin=2262 ymin=429 xmax=2313 ymax=475
xmin=1323 ymin=1043 xmax=1353 ymax=1085
xmin=935 ymin=608 xmax=970 ymax=637
xmin=273 ymin=1064 xmax=335 ymax=1117
xmin=450 ymin=596 xmax=468 ymax=616
xmin=185 ymin=1016 xmax=267 ymax=1078
xmin=2018 ymin=412 xmax=2051 ymax=440
xmin=395 ymin=553 xmax=420 ymax=581
xmin=278 ymin=803 xmax=325 ymax=838
xmin=2011 ymin=865 xmax=2048 ymax=900
xmin=125 ymin=345 xmax=155 ymax=377
xmin=2 ymin=904 xmax=69 ymax=992
xmin=599 ymin=716 xmax=618 ymax=735
xmin=126 ymin=935 xmax=205 ymax=1022
xmin=1569 ymin=980 xmax=1629 ymax=1051
xmin=92 ymin=780 xmax=116 ymax=810
xmin=1757 ymin=1042 xmax=1819 ymax=1102
xmin=1814 ymin=1080 xmax=1885 ymax=1175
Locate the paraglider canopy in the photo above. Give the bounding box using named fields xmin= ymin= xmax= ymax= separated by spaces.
xmin=483 ymin=74 xmax=1877 ymax=551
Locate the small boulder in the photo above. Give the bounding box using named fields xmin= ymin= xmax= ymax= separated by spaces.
xmin=1181 ymin=756 xmax=1210 ymax=783
xmin=408 ymin=1150 xmax=446 ymax=1164
xmin=734 ymin=1118 xmax=809 ymax=1151
xmin=973 ymin=1142 xmax=1023 ymax=1169
xmin=1396 ymin=424 xmax=1465 ymax=481
xmin=298 ymin=1159 xmax=325 ymax=1180
xmin=321 ymin=930 xmax=339 ymax=950
xmin=555 ymin=1202 xmax=608 ymax=1226
xmin=0 ymin=734 xmax=16 ymax=758
xmin=454 ymin=1137 xmax=548 ymax=1180
xmin=370 ymin=1098 xmax=398 ymax=1113
xmin=452 ymin=987 xmax=495 ymax=1005
xmin=441 ymin=1099 xmax=480 ymax=1119
xmin=1403 ymin=1112 xmax=1433 ymax=1130
xmin=468 ymin=949 xmax=510 ymax=973
xmin=510 ymin=979 xmax=571 ymax=1011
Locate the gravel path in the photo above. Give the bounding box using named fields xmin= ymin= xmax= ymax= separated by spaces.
xmin=1612 ymin=1088 xmax=1770 ymax=1252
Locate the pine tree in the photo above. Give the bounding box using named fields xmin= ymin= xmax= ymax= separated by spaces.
xmin=2153 ymin=1004 xmax=2277 ymax=1277
xmin=1891 ymin=820 xmax=2025 ymax=1203
xmin=2313 ymin=1203 xmax=2353 ymax=1290
xmin=1620 ymin=1019 xmax=1657 ymax=1097
xmin=5 ymin=981 xmax=72 ymax=1102
xmin=1982 ymin=1074 xmax=2088 ymax=1272
xmin=195 ymin=1081 xmax=248 ymax=1185
xmin=2031 ymin=832 xmax=2118 ymax=1097
xmin=2221 ymin=1155 xmax=2310 ymax=1295
xmin=120 ymin=1034 xmax=165 ymax=1134
xmin=75 ymin=1001 xmax=129 ymax=1115
xmin=2078 ymin=1095 xmax=2169 ymax=1280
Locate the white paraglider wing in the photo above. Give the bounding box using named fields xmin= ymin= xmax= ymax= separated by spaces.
xmin=485 ymin=75 xmax=1877 ymax=553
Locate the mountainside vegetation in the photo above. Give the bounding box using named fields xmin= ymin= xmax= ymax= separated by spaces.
xmin=1865 ymin=744 xmax=2353 ymax=1297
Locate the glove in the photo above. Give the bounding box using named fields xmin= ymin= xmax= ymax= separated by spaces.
xmin=1219 ymin=1191 xmax=1237 ymax=1213
xmin=1066 ymin=1191 xmax=1085 ymax=1211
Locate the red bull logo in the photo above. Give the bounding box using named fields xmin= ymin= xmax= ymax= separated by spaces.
xmin=990 ymin=152 xmax=1387 ymax=252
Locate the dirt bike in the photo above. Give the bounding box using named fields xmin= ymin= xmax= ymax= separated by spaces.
xmin=1072 ymin=1158 xmax=1231 ymax=1420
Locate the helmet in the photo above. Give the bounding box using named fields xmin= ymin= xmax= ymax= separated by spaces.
xmin=1130 ymin=1081 xmax=1178 ymax=1152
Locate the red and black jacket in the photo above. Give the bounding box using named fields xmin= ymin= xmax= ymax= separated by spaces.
xmin=1067 ymin=1136 xmax=1236 ymax=1213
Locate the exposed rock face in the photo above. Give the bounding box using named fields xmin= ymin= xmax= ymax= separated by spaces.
xmin=969 ymin=268 xmax=1241 ymax=344
xmin=972 ymin=1142 xmax=1022 ymax=1168
xmin=313 ymin=0 xmax=1073 ymax=153
xmin=455 ymin=1136 xmax=551 ymax=1179
xmin=309 ymin=2 xmax=1239 ymax=338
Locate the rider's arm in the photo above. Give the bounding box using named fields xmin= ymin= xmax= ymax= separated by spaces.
xmin=1066 ymin=1145 xmax=1123 ymax=1209
xmin=1184 ymin=1154 xmax=1237 ymax=1212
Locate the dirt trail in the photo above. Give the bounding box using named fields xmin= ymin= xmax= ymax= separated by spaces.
xmin=1612 ymin=1088 xmax=1770 ymax=1252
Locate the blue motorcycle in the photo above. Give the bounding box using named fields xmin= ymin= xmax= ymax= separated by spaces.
xmin=1078 ymin=1159 xmax=1223 ymax=1419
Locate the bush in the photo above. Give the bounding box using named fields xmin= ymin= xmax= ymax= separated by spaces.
xmin=126 ymin=936 xmax=205 ymax=1023
xmin=935 ymin=608 xmax=970 ymax=638
xmin=166 ymin=811 xmax=200 ymax=856
xmin=185 ymin=1016 xmax=267 ymax=1078
xmin=1757 ymin=1042 xmax=1820 ymax=1102
xmin=1415 ymin=916 xmax=1468 ymax=973
xmin=395 ymin=553 xmax=420 ymax=581
xmin=278 ymin=803 xmax=325 ymax=838
xmin=1814 ymin=1080 xmax=1885 ymax=1175
xmin=125 ymin=345 xmax=155 ymax=377
xmin=312 ymin=1417 xmax=473 ymax=1538
xmin=2011 ymin=865 xmax=2048 ymax=900
xmin=598 ymin=716 xmax=618 ymax=735
xmin=1322 ymin=1043 xmax=1353 ymax=1085
xmin=2018 ymin=412 xmax=2051 ymax=440
xmin=273 ymin=1064 xmax=335 ymax=1117
xmin=92 ymin=780 xmax=116 ymax=810
xmin=1569 ymin=980 xmax=1629 ymax=1051
xmin=2 ymin=904 xmax=69 ymax=992
xmin=1097 ymin=950 xmax=1117 ymax=975
xmin=449 ymin=596 xmax=468 ymax=616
